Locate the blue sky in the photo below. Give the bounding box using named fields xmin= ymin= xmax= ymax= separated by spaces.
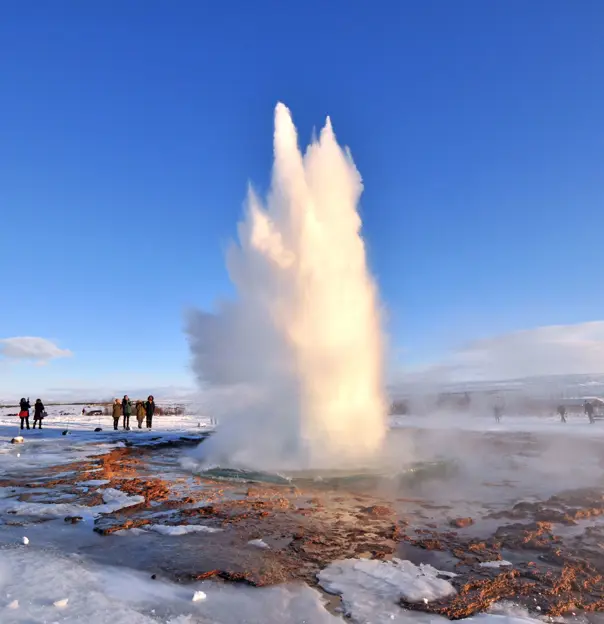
xmin=2 ymin=1 xmax=604 ymax=398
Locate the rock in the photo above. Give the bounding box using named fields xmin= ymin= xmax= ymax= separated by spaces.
xmin=450 ymin=517 xmax=474 ymax=528
xmin=61 ymin=430 xmax=70 ymax=436
xmin=151 ymin=574 xmax=157 ymax=580
xmin=22 ymin=536 xmax=29 ymax=545
xmin=94 ymin=427 xmax=103 ymax=432
xmin=53 ymin=598 xmax=69 ymax=608
xmin=64 ymin=516 xmax=84 ymax=524
xmin=11 ymin=437 xmax=24 ymax=444
xmin=192 ymin=590 xmax=207 ymax=602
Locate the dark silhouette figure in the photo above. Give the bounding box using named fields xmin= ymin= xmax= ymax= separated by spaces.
xmin=145 ymin=396 xmax=156 ymax=429
xmin=557 ymin=404 xmax=567 ymax=423
xmin=122 ymin=395 xmax=132 ymax=430
xmin=585 ymin=401 xmax=595 ymax=424
xmin=19 ymin=398 xmax=31 ymax=430
xmin=493 ymin=405 xmax=503 ymax=423
xmin=33 ymin=399 xmax=45 ymax=429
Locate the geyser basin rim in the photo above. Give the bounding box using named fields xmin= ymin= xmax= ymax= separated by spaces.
xmin=192 ymin=461 xmax=458 ymax=486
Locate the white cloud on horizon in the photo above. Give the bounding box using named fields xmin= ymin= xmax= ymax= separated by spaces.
xmin=4 ymin=322 xmax=604 ymax=401
xmin=411 ymin=321 xmax=604 ymax=383
xmin=0 ymin=337 xmax=73 ymax=364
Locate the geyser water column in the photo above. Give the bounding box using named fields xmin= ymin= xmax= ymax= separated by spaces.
xmin=186 ymin=103 xmax=387 ymax=471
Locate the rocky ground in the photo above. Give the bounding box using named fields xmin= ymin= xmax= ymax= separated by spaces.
xmin=2 ymin=430 xmax=604 ymax=621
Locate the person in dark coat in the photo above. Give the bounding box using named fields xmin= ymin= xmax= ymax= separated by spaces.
xmin=19 ymin=398 xmax=31 ymax=430
xmin=112 ymin=399 xmax=121 ymax=431
xmin=122 ymin=395 xmax=132 ymax=430
xmin=585 ymin=401 xmax=595 ymax=424
xmin=557 ymin=404 xmax=567 ymax=423
xmin=144 ymin=395 xmax=156 ymax=429
xmin=33 ymin=399 xmax=45 ymax=429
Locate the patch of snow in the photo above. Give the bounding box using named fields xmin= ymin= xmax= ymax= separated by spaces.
xmin=469 ymin=610 xmax=547 ymax=624
xmin=114 ymin=527 xmax=149 ymax=536
xmin=146 ymin=524 xmax=222 ymax=536
xmin=318 ymin=558 xmax=544 ymax=624
xmin=248 ymin=538 xmax=270 ymax=549
xmin=78 ymin=479 xmax=110 ymax=487
xmin=192 ymin=590 xmax=207 ymax=602
xmin=99 ymin=488 xmax=145 ymax=511
xmin=318 ymin=557 xmax=457 ymax=622
xmin=0 ymin=488 xmax=17 ymax=499
xmin=479 ymin=560 xmax=513 ymax=569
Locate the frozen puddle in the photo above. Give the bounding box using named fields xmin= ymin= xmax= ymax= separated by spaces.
xmin=0 ymin=488 xmax=144 ymax=520
xmin=480 ymin=560 xmax=513 ymax=569
xmin=0 ymin=546 xmax=339 ymax=623
xmin=77 ymin=479 xmax=111 ymax=487
xmin=122 ymin=524 xmax=222 ymax=536
xmin=0 ymin=547 xmax=547 ymax=624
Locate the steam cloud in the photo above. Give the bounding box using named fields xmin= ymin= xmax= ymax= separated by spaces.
xmin=186 ymin=103 xmax=387 ymax=471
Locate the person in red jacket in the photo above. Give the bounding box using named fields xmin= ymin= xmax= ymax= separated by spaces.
xmin=19 ymin=398 xmax=31 ymax=430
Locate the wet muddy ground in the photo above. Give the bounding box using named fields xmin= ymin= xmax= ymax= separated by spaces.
xmin=2 ymin=428 xmax=604 ymax=620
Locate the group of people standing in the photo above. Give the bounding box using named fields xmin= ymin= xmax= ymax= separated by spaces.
xmin=18 ymin=398 xmax=46 ymax=430
xmin=493 ymin=401 xmax=601 ymax=424
xmin=551 ymin=400 xmax=602 ymax=424
xmin=556 ymin=401 xmax=599 ymax=424
xmin=112 ymin=395 xmax=155 ymax=431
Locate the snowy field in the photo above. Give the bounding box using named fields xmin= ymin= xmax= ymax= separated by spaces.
xmin=0 ymin=404 xmax=602 ymax=623
xmin=0 ymin=403 xmax=212 ymax=475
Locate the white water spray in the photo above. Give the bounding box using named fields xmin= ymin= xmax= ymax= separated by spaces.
xmin=186 ymin=103 xmax=386 ymax=471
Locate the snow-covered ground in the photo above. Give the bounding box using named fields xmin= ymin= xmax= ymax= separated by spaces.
xmin=0 ymin=546 xmax=339 ymax=624
xmin=0 ymin=403 xmax=212 ymax=476
xmin=0 ymin=547 xmax=548 ymax=624
xmin=391 ymin=411 xmax=604 ymax=436
xmin=0 ymin=404 xmax=597 ymax=623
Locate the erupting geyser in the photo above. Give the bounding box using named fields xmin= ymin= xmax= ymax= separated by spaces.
xmin=186 ymin=103 xmax=387 ymax=471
